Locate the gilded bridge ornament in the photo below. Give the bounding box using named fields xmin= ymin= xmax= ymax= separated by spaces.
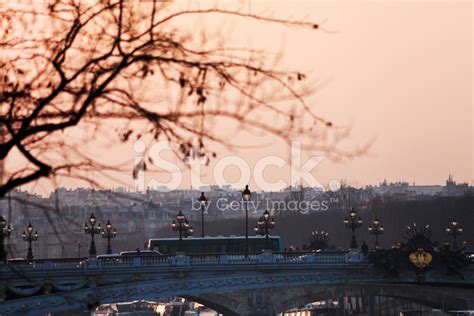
xmin=409 ymin=248 xmax=432 ymax=269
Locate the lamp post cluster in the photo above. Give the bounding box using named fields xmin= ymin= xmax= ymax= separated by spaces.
xmin=84 ymin=213 xmax=117 ymax=256
xmin=84 ymin=213 xmax=101 ymax=256
xmin=254 ymin=210 xmax=276 ymax=250
xmin=446 ymin=219 xmax=463 ymax=250
xmin=0 ymin=216 xmax=12 ymax=262
xmin=344 ymin=207 xmax=363 ymax=249
xmin=101 ymin=220 xmax=117 ymax=254
xmin=22 ymin=223 xmax=39 ymax=261
xmin=368 ymin=217 xmax=384 ymax=249
xmin=172 ymin=211 xmax=194 ymax=240
xmin=1 ymin=218 xmax=41 ymax=261
xmin=343 ymin=208 xmax=386 ymax=250
xmin=171 ymin=211 xmax=193 ymax=251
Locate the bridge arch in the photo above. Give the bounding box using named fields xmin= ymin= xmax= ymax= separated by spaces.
xmin=191 ymin=283 xmax=474 ymax=315
xmin=277 ymin=284 xmax=474 ymax=313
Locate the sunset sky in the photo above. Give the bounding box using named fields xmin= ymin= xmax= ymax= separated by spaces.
xmin=4 ymin=1 xmax=473 ymax=194
xmin=228 ymin=0 xmax=473 ymax=188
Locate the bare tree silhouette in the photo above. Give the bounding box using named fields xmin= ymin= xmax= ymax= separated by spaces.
xmin=0 ymin=0 xmax=355 ymax=198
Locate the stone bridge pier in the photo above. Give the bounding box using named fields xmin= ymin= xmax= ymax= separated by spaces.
xmin=187 ymin=283 xmax=474 ymax=316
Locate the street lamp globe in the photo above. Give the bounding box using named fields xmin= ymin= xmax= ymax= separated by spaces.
xmin=373 ymin=217 xmax=380 ymax=226
xmin=0 ymin=216 xmax=6 ymax=227
xmin=242 ymin=185 xmax=251 ymax=201
xmin=263 ymin=210 xmax=270 ymax=220
xmin=89 ymin=214 xmax=96 ymax=225
xmin=198 ymin=192 xmax=207 ymax=206
xmin=27 ymin=223 xmax=33 ymax=234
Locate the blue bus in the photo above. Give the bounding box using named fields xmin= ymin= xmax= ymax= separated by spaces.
xmin=146 ymin=235 xmax=282 ymax=254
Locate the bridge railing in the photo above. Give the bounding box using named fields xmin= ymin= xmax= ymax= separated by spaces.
xmin=140 ymin=255 xmax=173 ymax=265
xmin=188 ymin=254 xmax=221 ymax=264
xmin=3 ymin=250 xmax=366 ymax=272
xmin=270 ymin=251 xmax=356 ymax=263
xmin=51 ymin=258 xmax=88 ymax=269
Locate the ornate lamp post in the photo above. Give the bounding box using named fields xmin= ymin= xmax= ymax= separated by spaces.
xmin=254 ymin=210 xmax=275 ymax=250
xmin=22 ymin=223 xmax=38 ymax=261
xmin=171 ymin=211 xmax=193 ymax=251
xmin=101 ymin=220 xmax=117 ymax=254
xmin=368 ymin=216 xmax=384 ymax=249
xmin=84 ymin=213 xmax=101 ymax=257
xmin=446 ymin=219 xmax=463 ymax=250
xmin=242 ymin=185 xmax=251 ymax=253
xmin=198 ymin=192 xmax=207 ymax=238
xmin=0 ymin=216 xmax=13 ymax=263
xmin=344 ymin=207 xmax=362 ymax=249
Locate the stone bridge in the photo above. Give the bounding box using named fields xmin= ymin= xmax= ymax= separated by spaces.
xmin=1 ymin=251 xmax=473 ymax=315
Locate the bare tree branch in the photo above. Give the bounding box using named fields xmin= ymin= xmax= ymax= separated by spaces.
xmin=0 ymin=0 xmax=354 ymax=198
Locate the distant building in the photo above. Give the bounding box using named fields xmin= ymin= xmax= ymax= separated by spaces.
xmin=443 ymin=174 xmax=470 ymax=196
xmin=372 ymin=175 xmax=470 ymax=200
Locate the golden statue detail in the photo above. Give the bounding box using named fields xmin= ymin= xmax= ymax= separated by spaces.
xmin=409 ymin=248 xmax=433 ymax=269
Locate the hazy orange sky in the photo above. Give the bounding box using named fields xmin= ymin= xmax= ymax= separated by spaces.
xmin=235 ymin=1 xmax=473 ymax=188
xmin=5 ymin=1 xmax=473 ymax=194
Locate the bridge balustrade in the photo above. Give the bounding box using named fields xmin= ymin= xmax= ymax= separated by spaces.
xmin=275 ymin=252 xmax=309 ymax=262
xmin=225 ymin=253 xmax=260 ymax=264
xmin=315 ymin=251 xmax=347 ymax=262
xmin=51 ymin=258 xmax=87 ymax=270
xmin=7 ymin=260 xmax=42 ymax=270
xmin=140 ymin=255 xmax=172 ymax=265
xmin=4 ymin=251 xmax=364 ymax=273
xmin=189 ymin=254 xmax=220 ymax=265
xmin=99 ymin=256 xmax=132 ymax=267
